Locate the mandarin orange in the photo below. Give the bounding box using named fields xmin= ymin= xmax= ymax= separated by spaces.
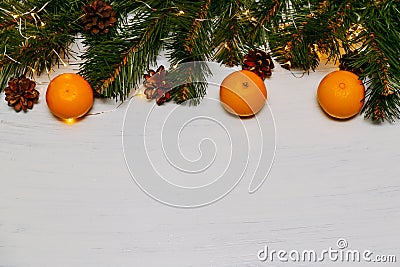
xmin=46 ymin=73 xmax=94 ymax=120
xmin=317 ymin=70 xmax=365 ymax=119
xmin=220 ymin=70 xmax=267 ymax=116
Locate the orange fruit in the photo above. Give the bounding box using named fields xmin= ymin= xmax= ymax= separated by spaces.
xmin=46 ymin=73 xmax=94 ymax=120
xmin=220 ymin=70 xmax=267 ymax=116
xmin=317 ymin=70 xmax=365 ymax=119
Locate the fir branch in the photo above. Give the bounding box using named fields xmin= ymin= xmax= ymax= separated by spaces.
xmin=212 ymin=0 xmax=250 ymax=67
xmin=79 ymin=1 xmax=173 ymax=100
xmin=247 ymin=0 xmax=281 ymax=46
xmin=269 ymin=0 xmax=346 ymax=71
xmin=166 ymin=0 xmax=212 ymax=104
xmin=0 ymin=0 xmax=83 ymax=92
xmin=354 ymin=1 xmax=400 ymax=122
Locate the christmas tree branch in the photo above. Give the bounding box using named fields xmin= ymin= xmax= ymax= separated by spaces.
xmin=212 ymin=0 xmax=251 ymax=67
xmin=0 ymin=0 xmax=83 ymax=91
xmin=269 ymin=0 xmax=348 ymax=71
xmin=79 ymin=1 xmax=173 ymax=100
xmin=353 ymin=2 xmax=400 ymax=122
xmin=247 ymin=0 xmax=281 ymax=46
xmin=1 ymin=0 xmax=399 ymax=123
xmin=166 ymin=0 xmax=212 ymax=104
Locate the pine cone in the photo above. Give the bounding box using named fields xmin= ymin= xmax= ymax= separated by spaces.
xmin=4 ymin=77 xmax=40 ymax=112
xmin=242 ymin=49 xmax=275 ymax=80
xmin=174 ymin=85 xmax=190 ymax=104
xmin=339 ymin=50 xmax=366 ymax=76
xmin=156 ymin=90 xmax=173 ymax=106
xmin=143 ymin=66 xmax=173 ymax=104
xmin=82 ymin=0 xmax=117 ymax=35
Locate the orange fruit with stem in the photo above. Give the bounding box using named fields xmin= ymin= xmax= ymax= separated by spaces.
xmin=220 ymin=70 xmax=267 ymax=116
xmin=46 ymin=73 xmax=94 ymax=120
xmin=317 ymin=70 xmax=365 ymax=119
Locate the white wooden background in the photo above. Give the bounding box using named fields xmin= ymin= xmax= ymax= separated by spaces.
xmin=0 ymin=55 xmax=399 ymax=267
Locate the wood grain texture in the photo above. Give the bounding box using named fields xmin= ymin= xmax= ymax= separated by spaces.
xmin=0 ymin=60 xmax=399 ymax=267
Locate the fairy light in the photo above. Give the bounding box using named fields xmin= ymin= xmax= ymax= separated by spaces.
xmin=137 ymin=89 xmax=146 ymax=98
xmin=37 ymin=1 xmax=50 ymax=13
xmin=136 ymin=0 xmax=157 ymax=11
xmin=3 ymin=45 xmax=37 ymax=73
xmin=5 ymin=50 xmax=37 ymax=73
xmin=31 ymin=12 xmax=38 ymax=25
xmin=0 ymin=7 xmax=16 ymax=19
xmin=3 ymin=46 xmax=21 ymax=64
xmin=18 ymin=18 xmax=30 ymax=39
xmin=1 ymin=1 xmax=65 ymax=80
xmin=1 ymin=1 xmax=48 ymax=44
xmin=52 ymin=49 xmax=69 ymax=68
xmin=28 ymin=66 xmax=37 ymax=74
xmin=30 ymin=12 xmax=45 ymax=28
xmin=64 ymin=118 xmax=76 ymax=124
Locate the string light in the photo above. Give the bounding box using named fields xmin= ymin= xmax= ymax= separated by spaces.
xmin=3 ymin=46 xmax=21 ymax=64
xmin=1 ymin=1 xmax=50 ymax=75
xmin=52 ymin=49 xmax=69 ymax=67
xmin=135 ymin=0 xmax=157 ymax=11
xmin=64 ymin=118 xmax=76 ymax=124
xmin=86 ymin=93 xmax=140 ymax=116
xmin=1 ymin=2 xmax=49 ymax=40
xmin=45 ymin=66 xmax=50 ymax=74
xmin=28 ymin=66 xmax=37 ymax=74
xmin=36 ymin=1 xmax=50 ymax=13
xmin=137 ymin=88 xmax=146 ymax=98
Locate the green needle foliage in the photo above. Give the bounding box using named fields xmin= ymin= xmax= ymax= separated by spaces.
xmin=1 ymin=0 xmax=399 ymax=122
xmin=0 ymin=0 xmax=84 ymax=89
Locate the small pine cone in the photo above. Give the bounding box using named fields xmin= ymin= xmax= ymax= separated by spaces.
xmin=156 ymin=90 xmax=173 ymax=106
xmin=242 ymin=49 xmax=275 ymax=80
xmin=82 ymin=0 xmax=117 ymax=35
xmin=4 ymin=77 xmax=40 ymax=112
xmin=143 ymin=66 xmax=172 ymax=100
xmin=339 ymin=50 xmax=366 ymax=76
xmin=174 ymin=85 xmax=190 ymax=104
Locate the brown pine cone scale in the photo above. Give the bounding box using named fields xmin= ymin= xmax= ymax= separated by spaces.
xmin=4 ymin=77 xmax=40 ymax=112
xmin=82 ymin=0 xmax=117 ymax=35
xmin=242 ymin=49 xmax=275 ymax=80
xmin=143 ymin=65 xmax=173 ymax=105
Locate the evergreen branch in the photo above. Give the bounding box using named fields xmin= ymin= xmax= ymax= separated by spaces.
xmin=354 ymin=1 xmax=400 ymax=122
xmin=1 ymin=0 xmax=400 ymax=123
xmin=166 ymin=0 xmax=212 ymax=104
xmin=247 ymin=0 xmax=281 ymax=46
xmin=269 ymin=0 xmax=347 ymax=71
xmin=212 ymin=0 xmax=251 ymax=67
xmin=79 ymin=1 xmax=173 ymax=100
xmin=0 ymin=0 xmax=83 ymax=92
